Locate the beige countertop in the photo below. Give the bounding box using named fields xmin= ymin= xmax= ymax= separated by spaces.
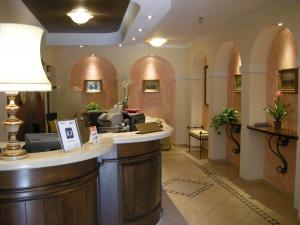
xmin=0 ymin=123 xmax=173 ymax=171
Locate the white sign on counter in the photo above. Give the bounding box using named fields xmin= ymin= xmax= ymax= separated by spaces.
xmin=57 ymin=119 xmax=82 ymax=152
xmin=89 ymin=126 xmax=99 ymax=144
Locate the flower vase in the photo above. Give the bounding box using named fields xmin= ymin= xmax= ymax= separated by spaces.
xmin=274 ymin=120 xmax=282 ymax=130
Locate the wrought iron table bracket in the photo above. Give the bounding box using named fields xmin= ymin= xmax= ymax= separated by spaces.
xmin=247 ymin=125 xmax=298 ymax=175
xmin=226 ymin=123 xmax=241 ymax=154
xmin=268 ymin=134 xmax=289 ymax=174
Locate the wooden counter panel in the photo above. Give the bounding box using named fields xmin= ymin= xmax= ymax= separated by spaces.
xmin=0 ymin=158 xmax=100 ymax=225
xmin=0 ymin=159 xmax=97 ymax=190
xmin=100 ymin=140 xmax=162 ymax=225
xmin=117 ymin=140 xmax=161 ymax=158
xmin=122 ymin=151 xmax=161 ymax=222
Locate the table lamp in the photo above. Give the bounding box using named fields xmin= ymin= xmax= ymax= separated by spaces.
xmin=0 ymin=23 xmax=51 ymax=160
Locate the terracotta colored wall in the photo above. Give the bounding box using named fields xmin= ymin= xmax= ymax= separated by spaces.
xmin=70 ymin=55 xmax=117 ymax=110
xmin=129 ymin=56 xmax=175 ymax=126
xmin=265 ymin=28 xmax=298 ymax=193
xmin=226 ymin=47 xmax=241 ymax=167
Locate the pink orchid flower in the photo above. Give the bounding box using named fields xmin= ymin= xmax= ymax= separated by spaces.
xmin=275 ymin=91 xmax=283 ymax=97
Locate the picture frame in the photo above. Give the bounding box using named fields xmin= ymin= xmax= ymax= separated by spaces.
xmin=85 ymin=80 xmax=102 ymax=93
xmin=234 ymin=74 xmax=242 ymax=93
xmin=143 ymin=79 xmax=160 ymax=93
xmin=278 ymin=68 xmax=298 ymax=93
xmin=204 ymin=65 xmax=209 ymax=105
xmin=56 ymin=119 xmax=82 ymax=152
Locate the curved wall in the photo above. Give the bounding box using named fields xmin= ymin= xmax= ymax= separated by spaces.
xmin=226 ymin=47 xmax=241 ymax=167
xmin=70 ymin=55 xmax=117 ymax=109
xmin=129 ymin=56 xmax=175 ymax=126
xmin=265 ymin=27 xmax=298 ymax=193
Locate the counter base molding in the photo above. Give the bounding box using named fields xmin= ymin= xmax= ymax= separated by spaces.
xmin=99 ymin=140 xmax=162 ymax=225
xmin=0 ymin=158 xmax=100 ymax=225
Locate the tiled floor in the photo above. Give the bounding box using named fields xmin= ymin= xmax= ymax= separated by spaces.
xmin=161 ymin=147 xmax=299 ymax=225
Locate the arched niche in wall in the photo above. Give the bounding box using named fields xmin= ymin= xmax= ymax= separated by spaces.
xmin=208 ymin=41 xmax=238 ymax=160
xmin=190 ymin=51 xmax=209 ymax=129
xmin=70 ymin=55 xmax=117 ymax=109
xmin=128 ymin=55 xmax=175 ymax=126
xmin=226 ymin=46 xmax=242 ymax=167
xmin=264 ymin=27 xmax=298 ymax=194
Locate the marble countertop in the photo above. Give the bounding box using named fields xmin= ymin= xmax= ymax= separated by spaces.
xmin=0 ymin=123 xmax=173 ymax=171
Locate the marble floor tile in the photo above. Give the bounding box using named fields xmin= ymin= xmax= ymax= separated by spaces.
xmin=161 ymin=148 xmax=298 ymax=225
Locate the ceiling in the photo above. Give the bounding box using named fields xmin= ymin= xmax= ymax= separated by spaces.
xmin=21 ymin=0 xmax=130 ymax=33
xmin=19 ymin=0 xmax=297 ymax=46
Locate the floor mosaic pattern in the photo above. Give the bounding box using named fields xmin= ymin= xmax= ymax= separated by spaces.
xmin=161 ymin=149 xmax=299 ymax=225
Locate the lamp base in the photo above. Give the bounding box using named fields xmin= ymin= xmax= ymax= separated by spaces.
xmin=0 ymin=92 xmax=28 ymax=161
xmin=0 ymin=148 xmax=28 ymax=161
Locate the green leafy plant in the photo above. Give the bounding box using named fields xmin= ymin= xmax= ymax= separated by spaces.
xmin=210 ymin=108 xmax=240 ymax=133
xmin=264 ymin=91 xmax=289 ymax=121
xmin=85 ymin=102 xmax=100 ymax=111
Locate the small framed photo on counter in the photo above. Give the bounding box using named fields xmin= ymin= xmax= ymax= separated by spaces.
xmin=56 ymin=119 xmax=82 ymax=152
xmin=143 ymin=80 xmax=160 ymax=93
xmin=278 ymin=68 xmax=298 ymax=93
xmin=85 ymin=80 xmax=102 ymax=93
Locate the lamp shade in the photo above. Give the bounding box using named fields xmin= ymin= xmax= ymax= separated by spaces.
xmin=0 ymin=23 xmax=51 ymax=92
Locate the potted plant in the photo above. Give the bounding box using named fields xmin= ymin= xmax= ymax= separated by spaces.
xmin=264 ymin=91 xmax=289 ymax=129
xmin=210 ymin=108 xmax=240 ymax=134
xmin=85 ymin=102 xmax=101 ymax=111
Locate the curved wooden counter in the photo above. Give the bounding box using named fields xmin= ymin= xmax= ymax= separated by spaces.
xmin=0 ymin=158 xmax=99 ymax=225
xmin=0 ymin=124 xmax=172 ymax=225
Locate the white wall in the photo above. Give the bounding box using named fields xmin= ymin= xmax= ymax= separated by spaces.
xmin=188 ymin=0 xmax=300 ymax=216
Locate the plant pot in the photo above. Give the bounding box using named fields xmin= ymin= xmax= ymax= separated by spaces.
xmin=274 ymin=120 xmax=282 ymax=130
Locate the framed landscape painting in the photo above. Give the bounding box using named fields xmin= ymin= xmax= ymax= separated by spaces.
xmin=278 ymin=68 xmax=298 ymax=93
xmin=143 ymin=80 xmax=160 ymax=93
xmin=234 ymin=74 xmax=242 ymax=93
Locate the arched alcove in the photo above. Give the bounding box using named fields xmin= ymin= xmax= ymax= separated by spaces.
xmin=209 ymin=41 xmax=236 ymax=160
xmin=70 ymin=55 xmax=117 ymax=109
xmin=129 ymin=55 xmax=175 ymax=127
xmin=264 ymin=27 xmax=298 ymax=193
xmin=190 ymin=51 xmax=209 ymax=129
xmin=227 ymin=46 xmax=242 ymax=167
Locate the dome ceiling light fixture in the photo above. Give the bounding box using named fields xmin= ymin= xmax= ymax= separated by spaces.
xmin=67 ymin=7 xmax=94 ymax=25
xmin=148 ymin=37 xmax=167 ymax=47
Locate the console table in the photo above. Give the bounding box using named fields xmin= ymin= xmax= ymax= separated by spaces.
xmin=247 ymin=125 xmax=298 ymax=174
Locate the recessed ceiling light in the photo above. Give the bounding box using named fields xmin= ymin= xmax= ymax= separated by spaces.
xmin=132 ymin=37 xmax=136 ymax=41
xmin=278 ymin=22 xmax=283 ymax=26
xmin=148 ymin=38 xmax=167 ymax=47
xmin=138 ymin=28 xmax=143 ymax=32
xmin=118 ymin=43 xmax=122 ymax=47
xmin=198 ymin=15 xmax=205 ymax=24
xmin=80 ymin=45 xmax=83 ymax=48
xmin=67 ymin=7 xmax=93 ymax=25
xmin=147 ymin=15 xmax=152 ymax=19
xmin=91 ymin=54 xmax=95 ymax=57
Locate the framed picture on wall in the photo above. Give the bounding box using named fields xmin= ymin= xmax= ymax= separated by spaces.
xmin=143 ymin=80 xmax=160 ymax=93
xmin=204 ymin=65 xmax=209 ymax=105
xmin=234 ymin=74 xmax=242 ymax=93
xmin=85 ymin=80 xmax=102 ymax=93
xmin=278 ymin=68 xmax=298 ymax=93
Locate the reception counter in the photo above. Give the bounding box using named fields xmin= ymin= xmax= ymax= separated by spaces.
xmin=0 ymin=123 xmax=172 ymax=225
